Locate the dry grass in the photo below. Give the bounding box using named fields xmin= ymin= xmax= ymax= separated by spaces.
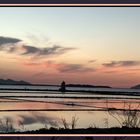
xmin=61 ymin=115 xmax=79 ymax=129
xmin=108 ymin=102 xmax=140 ymax=128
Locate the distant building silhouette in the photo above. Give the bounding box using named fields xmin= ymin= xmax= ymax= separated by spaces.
xmin=59 ymin=81 xmax=66 ymax=93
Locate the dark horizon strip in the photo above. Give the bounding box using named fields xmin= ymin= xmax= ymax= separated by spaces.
xmin=1 ymin=88 xmax=140 ymax=94
xmin=1 ymin=95 xmax=140 ymax=100
xmin=0 ymin=0 xmax=140 ymax=4
xmin=0 ymin=108 xmax=139 ymax=112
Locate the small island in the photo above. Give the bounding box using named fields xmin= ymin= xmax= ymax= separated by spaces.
xmin=0 ymin=79 xmax=31 ymax=85
xmin=131 ymin=84 xmax=140 ymax=89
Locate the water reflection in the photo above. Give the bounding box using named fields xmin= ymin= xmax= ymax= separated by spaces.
xmin=0 ymin=109 xmax=139 ymax=132
xmin=0 ymin=111 xmax=117 ymax=132
xmin=0 ymin=98 xmax=139 ymax=111
xmin=0 ymin=91 xmax=139 ymax=132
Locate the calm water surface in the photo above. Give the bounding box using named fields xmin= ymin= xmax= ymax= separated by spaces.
xmin=0 ymin=85 xmax=140 ymax=132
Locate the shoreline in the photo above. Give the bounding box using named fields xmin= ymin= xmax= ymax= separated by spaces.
xmin=0 ymin=88 xmax=140 ymax=97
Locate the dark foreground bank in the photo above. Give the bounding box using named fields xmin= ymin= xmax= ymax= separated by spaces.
xmin=7 ymin=127 xmax=140 ymax=134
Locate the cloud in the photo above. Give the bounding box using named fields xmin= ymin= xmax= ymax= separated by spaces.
xmin=22 ymin=45 xmax=75 ymax=56
xmin=24 ymin=60 xmax=95 ymax=73
xmin=57 ymin=63 xmax=95 ymax=73
xmin=128 ymin=68 xmax=140 ymax=71
xmin=24 ymin=62 xmax=42 ymax=66
xmin=103 ymin=60 xmax=140 ymax=67
xmin=103 ymin=70 xmax=118 ymax=74
xmin=0 ymin=36 xmax=21 ymax=52
xmin=0 ymin=36 xmax=21 ymax=46
xmin=88 ymin=60 xmax=96 ymax=63
xmin=0 ymin=36 xmax=75 ymax=57
xmin=33 ymin=72 xmax=47 ymax=77
xmin=22 ymin=45 xmax=40 ymax=55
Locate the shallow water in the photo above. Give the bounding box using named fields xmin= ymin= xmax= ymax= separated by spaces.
xmin=0 ymin=88 xmax=140 ymax=132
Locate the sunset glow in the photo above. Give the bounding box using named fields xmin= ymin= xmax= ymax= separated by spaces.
xmin=0 ymin=7 xmax=140 ymax=88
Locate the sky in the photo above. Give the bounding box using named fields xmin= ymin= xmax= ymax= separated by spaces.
xmin=0 ymin=7 xmax=140 ymax=88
